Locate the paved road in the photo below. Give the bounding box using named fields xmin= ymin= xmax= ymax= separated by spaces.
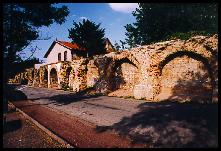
xmin=17 ymin=86 xmax=146 ymax=126
xmin=13 ymin=86 xmax=218 ymax=147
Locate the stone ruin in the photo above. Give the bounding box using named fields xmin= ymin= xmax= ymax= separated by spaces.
xmin=8 ymin=35 xmax=218 ymax=103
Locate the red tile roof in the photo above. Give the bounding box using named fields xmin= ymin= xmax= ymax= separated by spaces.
xmin=57 ymin=41 xmax=86 ymax=51
xmin=44 ymin=40 xmax=86 ymax=58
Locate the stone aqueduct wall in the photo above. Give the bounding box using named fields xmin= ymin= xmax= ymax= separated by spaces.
xmin=9 ymin=35 xmax=218 ymax=103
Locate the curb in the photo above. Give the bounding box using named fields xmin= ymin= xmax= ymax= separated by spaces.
xmin=8 ymin=101 xmax=74 ymax=148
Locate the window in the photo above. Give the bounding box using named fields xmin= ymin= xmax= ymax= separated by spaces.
xmin=64 ymin=51 xmax=67 ymax=61
xmin=58 ymin=53 xmax=61 ymax=61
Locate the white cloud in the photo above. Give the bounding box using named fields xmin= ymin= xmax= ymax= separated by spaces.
xmin=109 ymin=3 xmax=138 ymax=13
xmin=79 ymin=16 xmax=88 ymax=20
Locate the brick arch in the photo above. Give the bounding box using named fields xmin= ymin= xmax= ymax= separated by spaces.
xmin=106 ymin=52 xmax=141 ymax=75
xmin=49 ymin=67 xmax=58 ymax=88
xmin=66 ymin=67 xmax=73 ymax=76
xmin=150 ymin=36 xmax=217 ymax=71
xmin=39 ymin=66 xmax=48 ymax=87
xmin=116 ymin=52 xmax=141 ymax=71
xmin=150 ymin=50 xmax=216 ymax=102
xmin=148 ymin=36 xmax=218 ymax=102
xmin=159 ymin=51 xmax=213 ymax=77
xmin=48 ymin=66 xmax=58 ymax=74
xmin=31 ymin=69 xmax=35 ymax=79
xmin=49 ymin=67 xmax=58 ymax=76
xmin=105 ymin=53 xmax=141 ymax=93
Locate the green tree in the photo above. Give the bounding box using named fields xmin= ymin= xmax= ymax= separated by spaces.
xmin=114 ymin=41 xmax=121 ymax=51
xmin=120 ymin=40 xmax=127 ymax=49
xmin=3 ymin=3 xmax=69 ymax=117
xmin=125 ymin=3 xmax=218 ymax=47
xmin=3 ymin=3 xmax=69 ymax=81
xmin=68 ymin=19 xmax=106 ymax=57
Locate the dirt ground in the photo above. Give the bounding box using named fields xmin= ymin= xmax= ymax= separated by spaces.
xmin=3 ymin=104 xmax=66 ymax=148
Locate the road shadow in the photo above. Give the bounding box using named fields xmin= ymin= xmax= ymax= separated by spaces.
xmin=4 ymin=119 xmax=22 ymax=134
xmin=5 ymin=84 xmax=28 ymax=102
xmin=23 ymin=87 xmax=103 ymax=106
xmin=95 ymin=101 xmax=218 ymax=147
xmin=49 ymin=94 xmax=101 ymax=105
xmin=95 ymin=69 xmax=218 ymax=147
xmin=7 ymin=84 xmax=103 ymax=106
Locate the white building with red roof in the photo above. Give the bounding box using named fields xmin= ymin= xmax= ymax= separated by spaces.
xmin=43 ymin=40 xmax=86 ymax=65
xmin=38 ymin=38 xmax=115 ymax=66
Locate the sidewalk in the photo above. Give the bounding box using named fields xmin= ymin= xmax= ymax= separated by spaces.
xmin=3 ymin=103 xmax=67 ymax=148
xmin=11 ymin=100 xmax=147 ymax=148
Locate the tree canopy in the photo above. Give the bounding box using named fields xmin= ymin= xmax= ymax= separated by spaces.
xmin=114 ymin=41 xmax=121 ymax=51
xmin=3 ymin=3 xmax=69 ymax=80
xmin=68 ymin=19 xmax=106 ymax=57
xmin=124 ymin=3 xmax=218 ymax=48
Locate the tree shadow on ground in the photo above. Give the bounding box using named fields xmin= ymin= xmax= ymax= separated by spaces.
xmin=46 ymin=86 xmax=103 ymax=105
xmin=5 ymin=84 xmax=28 ymax=102
xmin=48 ymin=93 xmax=102 ymax=105
xmin=96 ymin=101 xmax=218 ymax=147
xmin=7 ymin=84 xmax=103 ymax=106
xmin=95 ymin=69 xmax=218 ymax=148
xmin=4 ymin=119 xmax=22 ymax=134
xmin=23 ymin=86 xmax=103 ymax=106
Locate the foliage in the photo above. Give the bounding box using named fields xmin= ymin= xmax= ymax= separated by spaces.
xmin=61 ymin=83 xmax=70 ymax=91
xmin=114 ymin=41 xmax=121 ymax=51
xmin=166 ymin=31 xmax=213 ymax=41
xmin=120 ymin=40 xmax=127 ymax=49
xmin=125 ymin=3 xmax=218 ymax=48
xmin=68 ymin=19 xmax=106 ymax=57
xmin=3 ymin=3 xmax=69 ymax=81
xmin=8 ymin=57 xmax=40 ymax=79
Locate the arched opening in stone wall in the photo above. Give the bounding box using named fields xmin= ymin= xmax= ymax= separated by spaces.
xmin=50 ymin=68 xmax=58 ymax=88
xmin=44 ymin=69 xmax=48 ymax=81
xmin=42 ymin=67 xmax=48 ymax=87
xmin=31 ymin=70 xmax=34 ymax=79
xmin=21 ymin=78 xmax=28 ymax=85
xmin=156 ymin=51 xmax=213 ymax=103
xmin=108 ymin=58 xmax=139 ymax=97
xmin=66 ymin=67 xmax=72 ymax=78
xmin=65 ymin=67 xmax=73 ymax=88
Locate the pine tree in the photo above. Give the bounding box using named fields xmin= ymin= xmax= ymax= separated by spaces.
xmin=68 ymin=19 xmax=106 ymax=57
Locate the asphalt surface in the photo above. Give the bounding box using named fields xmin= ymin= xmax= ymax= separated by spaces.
xmin=17 ymin=86 xmax=146 ymax=126
xmin=11 ymin=85 xmax=218 ymax=147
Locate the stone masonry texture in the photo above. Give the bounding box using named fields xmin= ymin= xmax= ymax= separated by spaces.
xmin=8 ymin=35 xmax=218 ymax=103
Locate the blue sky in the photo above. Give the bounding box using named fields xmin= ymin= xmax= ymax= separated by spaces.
xmin=21 ymin=3 xmax=138 ymax=62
